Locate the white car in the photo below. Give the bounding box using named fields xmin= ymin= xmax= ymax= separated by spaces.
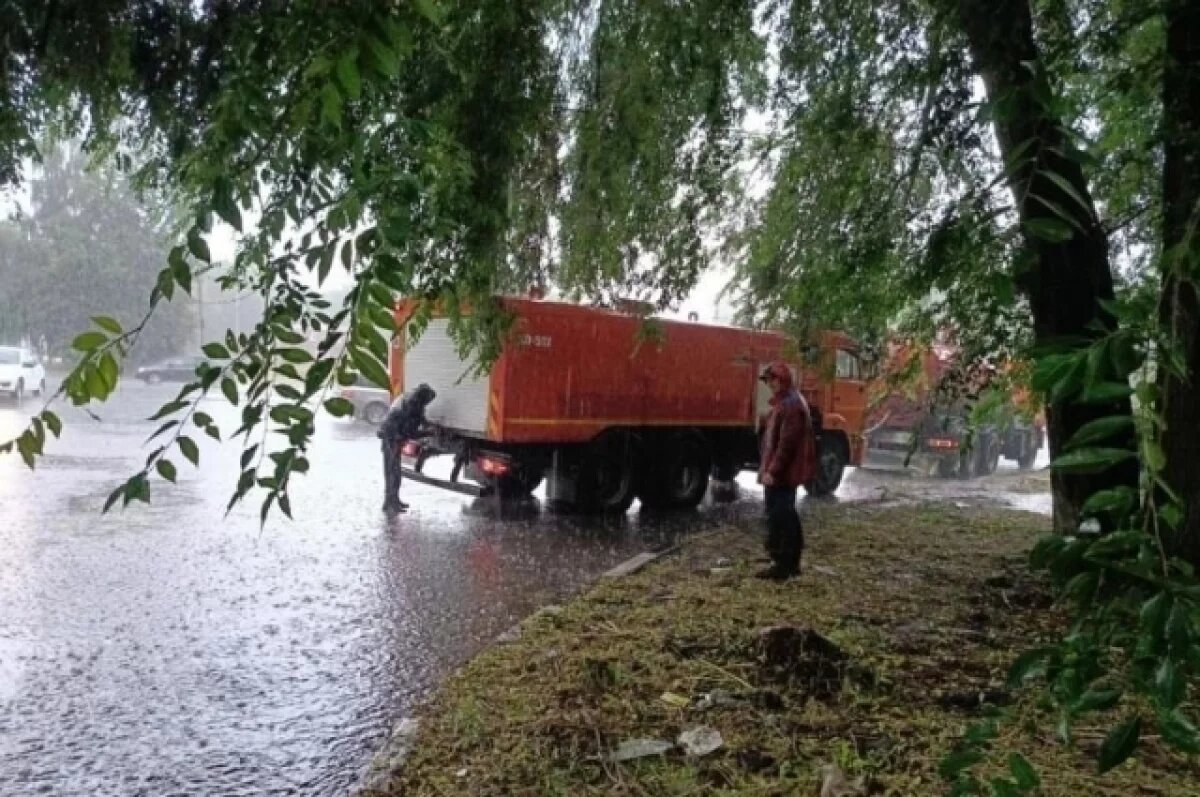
xmin=0 ymin=346 xmax=47 ymax=402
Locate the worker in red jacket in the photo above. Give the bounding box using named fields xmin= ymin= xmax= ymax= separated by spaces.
xmin=757 ymin=361 xmax=817 ymax=580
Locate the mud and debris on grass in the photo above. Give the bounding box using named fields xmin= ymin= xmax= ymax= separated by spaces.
xmin=362 ymin=501 xmax=1199 ymax=796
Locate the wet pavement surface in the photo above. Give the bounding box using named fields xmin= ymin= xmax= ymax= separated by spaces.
xmin=0 ymin=380 xmax=1050 ymax=796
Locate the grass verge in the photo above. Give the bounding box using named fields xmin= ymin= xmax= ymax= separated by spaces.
xmin=364 ymin=501 xmax=1198 ymax=796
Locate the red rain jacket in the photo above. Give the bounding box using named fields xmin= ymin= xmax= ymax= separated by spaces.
xmin=758 ymin=368 xmax=817 ymax=489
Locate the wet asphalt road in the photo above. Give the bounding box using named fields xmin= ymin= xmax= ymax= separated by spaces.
xmin=0 ymin=379 xmax=1050 ymax=796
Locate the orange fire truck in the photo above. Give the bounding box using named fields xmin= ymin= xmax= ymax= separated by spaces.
xmin=862 ymin=342 xmax=1044 ymax=477
xmin=389 ymin=298 xmax=871 ymax=512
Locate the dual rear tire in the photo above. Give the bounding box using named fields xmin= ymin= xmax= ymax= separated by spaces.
xmin=561 ymin=430 xmax=713 ymax=514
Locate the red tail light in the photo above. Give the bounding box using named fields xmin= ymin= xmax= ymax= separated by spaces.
xmin=927 ymin=437 xmax=958 ymax=450
xmin=478 ymin=456 xmax=510 ymax=476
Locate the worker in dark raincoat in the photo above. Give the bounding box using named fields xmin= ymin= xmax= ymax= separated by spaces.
xmin=378 ymin=383 xmax=437 ymax=514
xmin=757 ymin=362 xmax=817 ymax=580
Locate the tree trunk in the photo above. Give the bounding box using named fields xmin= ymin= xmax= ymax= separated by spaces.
xmin=953 ymin=0 xmax=1139 ymax=533
xmin=1159 ymin=0 xmax=1200 ymax=568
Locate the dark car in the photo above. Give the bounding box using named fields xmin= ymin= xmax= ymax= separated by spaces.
xmin=136 ymin=356 xmax=206 ymax=384
xmin=335 ymin=376 xmax=393 ymax=424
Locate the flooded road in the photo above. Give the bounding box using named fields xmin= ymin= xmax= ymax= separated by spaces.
xmin=0 ymin=380 xmax=1049 ymax=796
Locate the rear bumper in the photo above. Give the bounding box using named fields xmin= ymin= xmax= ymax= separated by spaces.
xmin=400 ymin=442 xmax=488 ymax=498
xmin=400 ymin=465 xmax=485 ymax=497
xmin=861 ymin=447 xmax=923 ymax=472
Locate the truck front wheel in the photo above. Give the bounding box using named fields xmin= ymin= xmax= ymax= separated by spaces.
xmin=805 ymin=435 xmax=847 ymax=497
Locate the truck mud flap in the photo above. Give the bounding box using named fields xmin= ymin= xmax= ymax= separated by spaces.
xmin=400 ymin=466 xmax=486 ymax=498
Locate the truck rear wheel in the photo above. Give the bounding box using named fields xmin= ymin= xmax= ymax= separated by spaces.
xmin=955 ymin=445 xmax=977 ymax=479
xmin=492 ymin=468 xmax=544 ymax=498
xmin=936 ymin=456 xmax=960 ymax=478
xmin=805 ymin=434 xmax=847 ymax=497
xmin=1017 ymin=430 xmax=1040 ymax=470
xmin=711 ymin=457 xmax=739 ymax=483
xmin=639 ymin=431 xmax=711 ymax=510
xmin=976 ymin=435 xmax=1001 ymax=476
xmin=575 ymin=433 xmax=638 ymax=514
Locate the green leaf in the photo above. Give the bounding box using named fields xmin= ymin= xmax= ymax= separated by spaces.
xmin=156 ymin=459 xmax=177 ymax=483
xmin=1051 ymin=447 xmax=1135 ymax=474
xmin=414 ymin=0 xmax=444 ymax=25
xmin=365 ymin=36 xmax=398 ymax=77
xmin=84 ymin=364 xmax=110 ymax=400
xmin=964 ymin=719 xmax=998 ymax=746
xmin=148 ymin=420 xmax=180 ymax=442
xmin=939 ymin=748 xmax=984 ymax=781
xmin=350 ymin=347 xmax=391 ymax=390
xmin=317 ymin=244 xmax=335 ymax=286
xmin=213 ymin=182 xmax=242 ymax=231
xmin=1025 ymin=217 xmax=1074 ymax=243
xmin=148 ymin=400 xmax=188 ymax=421
xmin=1160 ymin=503 xmax=1184 ymax=529
xmin=240 ymin=445 xmax=259 ymax=470
xmin=1051 ymin=356 xmax=1088 ymax=403
xmin=1158 ymin=710 xmax=1200 ymax=754
xmin=336 ymin=52 xmax=362 ymax=100
xmin=1085 ymin=529 xmax=1143 ymax=559
xmin=304 ymin=359 xmax=335 ymax=394
xmin=1097 ymin=716 xmax=1140 ymax=773
xmin=187 ymin=228 xmax=211 ymax=262
xmin=275 ymin=327 xmax=306 ymax=345
xmin=1078 ymin=382 xmax=1133 ymax=404
xmin=1007 ymin=753 xmax=1039 ymax=790
xmin=1007 ymin=647 xmax=1051 ymax=688
xmin=178 ymin=436 xmax=200 ymax=467
xmin=41 ymin=411 xmax=62 ymax=438
xmin=1165 ymin=600 xmax=1192 ymax=652
xmin=156 ymin=267 xmax=176 ymax=302
xmin=72 ymin=331 xmax=107 ymax=352
xmin=169 ymin=246 xmax=193 ymax=295
xmin=1041 ymin=170 xmax=1094 ymax=223
xmin=1155 ymin=658 xmax=1185 ymax=709
xmin=1028 ymin=193 xmax=1085 ymax=232
xmin=1140 ymin=592 xmax=1172 ymax=638
xmin=1063 ymin=571 xmax=1099 ymax=603
xmin=202 ymin=342 xmax=230 ymax=360
xmin=279 ymin=348 xmax=314 ymax=364
xmin=1029 ymin=535 xmax=1067 ymax=569
xmin=103 ymin=485 xmax=124 ymax=513
xmin=16 ymin=435 xmax=36 ymax=469
xmin=1081 ymin=487 xmax=1136 ymax=517
xmin=221 ymin=377 xmax=239 ymax=405
xmin=324 ymin=397 xmax=355 ymax=417
xmin=124 ymin=473 xmax=151 ymax=505
xmin=92 ymin=315 xmax=123 ymax=335
xmin=1065 ymin=416 xmax=1133 ymax=450
xmin=320 ymin=82 xmax=343 ymax=129
xmin=1071 ymin=688 xmax=1122 ymax=715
